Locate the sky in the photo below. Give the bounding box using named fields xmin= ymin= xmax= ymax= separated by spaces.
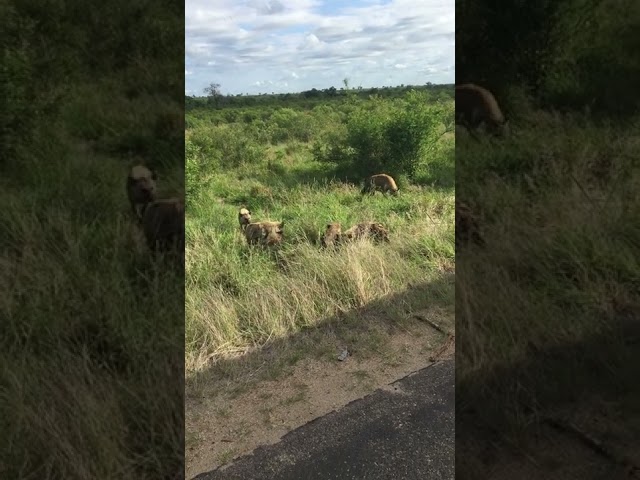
xmin=185 ymin=0 xmax=455 ymax=96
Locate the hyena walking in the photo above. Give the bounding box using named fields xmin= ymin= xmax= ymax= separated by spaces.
xmin=361 ymin=174 xmax=399 ymax=196
xmin=455 ymin=83 xmax=510 ymax=139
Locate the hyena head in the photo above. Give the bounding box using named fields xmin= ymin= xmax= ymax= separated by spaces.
xmin=371 ymin=222 xmax=390 ymax=243
xmin=127 ymin=165 xmax=157 ymax=207
xmin=262 ymin=221 xmax=284 ymax=246
xmin=238 ymin=207 xmax=252 ymax=230
xmin=321 ymin=222 xmax=342 ymax=248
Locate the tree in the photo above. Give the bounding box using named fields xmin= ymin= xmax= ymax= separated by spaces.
xmin=343 ymin=77 xmax=350 ymax=90
xmin=203 ymin=82 xmax=222 ymax=107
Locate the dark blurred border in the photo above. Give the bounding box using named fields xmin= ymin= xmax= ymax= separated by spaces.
xmin=456 ymin=0 xmax=640 ymax=477
xmin=1 ymin=1 xmax=185 ymax=479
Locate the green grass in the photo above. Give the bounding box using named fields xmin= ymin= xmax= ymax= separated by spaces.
xmin=0 ymin=82 xmax=184 ymax=479
xmin=185 ymin=91 xmax=455 ymax=381
xmin=456 ymin=107 xmax=640 ymax=417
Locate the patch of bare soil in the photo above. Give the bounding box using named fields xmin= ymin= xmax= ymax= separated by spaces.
xmin=185 ymin=314 xmax=454 ymax=479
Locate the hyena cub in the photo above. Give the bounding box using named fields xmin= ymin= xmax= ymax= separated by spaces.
xmin=141 ymin=198 xmax=185 ymax=256
xmin=361 ymin=174 xmax=399 ymax=196
xmin=126 ymin=165 xmax=157 ymax=220
xmin=322 ymin=221 xmax=390 ymax=247
xmin=455 ymin=83 xmax=510 ymax=138
xmin=321 ymin=222 xmax=343 ymax=248
xmin=343 ymin=222 xmax=390 ymax=244
xmin=238 ymin=208 xmax=252 ymax=231
xmin=244 ymin=221 xmax=284 ymax=247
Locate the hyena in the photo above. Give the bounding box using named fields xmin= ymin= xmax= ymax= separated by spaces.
xmin=361 ymin=174 xmax=399 ymax=196
xmin=455 ymin=200 xmax=485 ymax=249
xmin=342 ymin=222 xmax=390 ymax=244
xmin=238 ymin=208 xmax=252 ymax=231
xmin=141 ymin=198 xmax=185 ymax=256
xmin=126 ymin=165 xmax=157 ymax=221
xmin=455 ymin=83 xmax=510 ymax=139
xmin=244 ymin=221 xmax=284 ymax=247
xmin=321 ymin=222 xmax=343 ymax=248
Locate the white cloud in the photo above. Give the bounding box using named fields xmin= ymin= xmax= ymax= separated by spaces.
xmin=185 ymin=0 xmax=454 ymax=95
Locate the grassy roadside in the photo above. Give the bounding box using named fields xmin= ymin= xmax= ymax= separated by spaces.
xmin=455 ymin=105 xmax=640 ymax=475
xmin=185 ymin=89 xmax=455 ymax=386
xmin=2 ymin=9 xmax=185 ymax=475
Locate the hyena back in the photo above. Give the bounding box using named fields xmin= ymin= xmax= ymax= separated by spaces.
xmin=342 ymin=222 xmax=390 ymax=244
xmin=455 ymin=83 xmax=509 ymax=138
xmin=141 ymin=198 xmax=185 ymax=255
xmin=361 ymin=174 xmax=399 ymax=196
xmin=244 ymin=221 xmax=284 ymax=246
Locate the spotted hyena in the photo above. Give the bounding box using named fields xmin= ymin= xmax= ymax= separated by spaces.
xmin=244 ymin=221 xmax=284 ymax=247
xmin=455 ymin=83 xmax=510 ymax=139
xmin=238 ymin=207 xmax=252 ymax=231
xmin=141 ymin=198 xmax=185 ymax=257
xmin=361 ymin=174 xmax=399 ymax=196
xmin=342 ymin=221 xmax=390 ymax=244
xmin=321 ymin=222 xmax=343 ymax=248
xmin=126 ymin=165 xmax=157 ymax=220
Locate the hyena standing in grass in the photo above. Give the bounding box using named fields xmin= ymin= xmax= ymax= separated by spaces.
xmin=141 ymin=198 xmax=185 ymax=258
xmin=361 ymin=173 xmax=399 ymax=196
xmin=244 ymin=221 xmax=284 ymax=247
xmin=126 ymin=165 xmax=157 ymax=221
xmin=238 ymin=208 xmax=252 ymax=231
xmin=455 ymin=83 xmax=510 ymax=139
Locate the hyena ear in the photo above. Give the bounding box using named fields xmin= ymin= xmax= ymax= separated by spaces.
xmin=279 ymin=221 xmax=284 ymax=229
xmin=326 ymin=224 xmax=332 ymax=229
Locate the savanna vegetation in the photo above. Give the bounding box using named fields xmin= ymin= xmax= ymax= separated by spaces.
xmin=184 ymin=84 xmax=455 ymax=380
xmin=1 ymin=1 xmax=184 ymax=479
xmin=456 ymin=0 xmax=640 ymax=475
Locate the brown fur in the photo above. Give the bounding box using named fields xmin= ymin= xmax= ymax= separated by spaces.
xmin=321 ymin=222 xmax=343 ymax=248
xmin=141 ymin=198 xmax=185 ymax=256
xmin=342 ymin=222 xmax=390 ymax=244
xmin=244 ymin=221 xmax=284 ymax=247
xmin=238 ymin=208 xmax=252 ymax=231
xmin=455 ymin=200 xmax=485 ymax=249
xmin=455 ymin=83 xmax=509 ymax=138
xmin=126 ymin=165 xmax=157 ymax=220
xmin=361 ymin=174 xmax=399 ymax=196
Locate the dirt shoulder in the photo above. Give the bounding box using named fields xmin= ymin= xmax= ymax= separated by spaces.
xmin=186 ymin=313 xmax=454 ymax=479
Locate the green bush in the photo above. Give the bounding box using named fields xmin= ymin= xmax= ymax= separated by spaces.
xmin=313 ymin=91 xmax=454 ymax=182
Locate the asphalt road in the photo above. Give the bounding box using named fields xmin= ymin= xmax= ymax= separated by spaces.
xmin=193 ymin=359 xmax=454 ymax=480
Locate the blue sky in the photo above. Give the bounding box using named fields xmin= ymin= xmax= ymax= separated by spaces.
xmin=185 ymin=0 xmax=455 ymax=96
